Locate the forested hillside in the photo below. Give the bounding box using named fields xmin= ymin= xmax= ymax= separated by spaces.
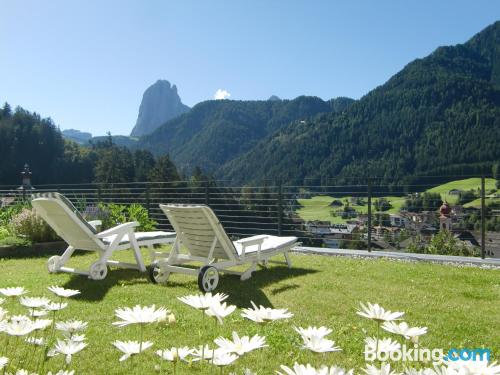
xmin=136 ymin=96 xmax=353 ymax=172
xmin=217 ymin=21 xmax=500 ymax=184
xmin=0 ymin=104 xmax=180 ymax=186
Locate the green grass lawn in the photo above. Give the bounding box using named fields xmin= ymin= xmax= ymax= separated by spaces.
xmin=296 ymin=178 xmax=498 ymax=223
xmin=296 ymin=195 xmax=406 ymax=224
xmin=427 ymin=178 xmax=497 ymax=205
xmin=0 ymin=249 xmax=499 ymax=374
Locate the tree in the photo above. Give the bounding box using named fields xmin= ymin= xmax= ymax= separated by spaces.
xmin=375 ymin=198 xmax=392 ymax=212
xmin=93 ymin=145 xmax=134 ymax=183
xmin=149 ymin=154 xmax=180 ymax=182
xmin=1 ymin=102 xmax=11 ymax=118
xmin=133 ymin=150 xmax=155 ymax=181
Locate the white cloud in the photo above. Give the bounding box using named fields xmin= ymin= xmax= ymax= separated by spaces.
xmin=214 ymin=89 xmax=231 ymax=100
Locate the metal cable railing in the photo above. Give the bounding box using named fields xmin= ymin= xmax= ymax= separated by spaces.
xmin=1 ymin=175 xmax=499 ymax=259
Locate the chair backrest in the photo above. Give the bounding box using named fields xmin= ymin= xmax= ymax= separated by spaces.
xmin=31 ymin=192 xmax=103 ymax=251
xmin=160 ymin=204 xmax=237 ymax=260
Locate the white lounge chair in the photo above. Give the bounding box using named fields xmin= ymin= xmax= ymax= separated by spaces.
xmin=31 ymin=192 xmax=175 ymax=280
xmin=150 ymin=204 xmax=298 ymax=292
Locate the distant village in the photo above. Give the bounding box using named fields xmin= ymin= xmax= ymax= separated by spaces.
xmin=294 ymin=190 xmax=500 ymax=258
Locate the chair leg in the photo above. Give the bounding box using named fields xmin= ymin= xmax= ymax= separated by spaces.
xmin=147 ymin=245 xmax=155 ymax=264
xmin=58 ymin=246 xmax=76 ymax=269
xmin=284 ymin=251 xmax=292 ymax=268
xmin=240 ymin=262 xmax=257 ymax=281
xmin=128 ymin=232 xmax=146 ymax=272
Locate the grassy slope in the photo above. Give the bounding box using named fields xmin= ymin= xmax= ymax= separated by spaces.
xmin=427 ymin=178 xmax=497 ymax=205
xmin=297 ymin=178 xmax=498 ymax=223
xmin=0 ymin=250 xmax=498 ymax=374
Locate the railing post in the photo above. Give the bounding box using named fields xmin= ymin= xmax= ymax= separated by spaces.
xmin=481 ymin=175 xmax=486 ymax=259
xmin=205 ymin=180 xmax=210 ymax=206
xmin=367 ymin=178 xmax=372 ymax=252
xmin=97 ymin=185 xmax=102 ymax=203
xmin=277 ymin=182 xmax=283 ymax=236
xmin=145 ymin=184 xmax=151 ymax=216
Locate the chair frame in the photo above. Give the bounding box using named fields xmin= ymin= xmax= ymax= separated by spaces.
xmin=151 ymin=204 xmax=297 ymax=291
xmin=32 ymin=194 xmax=175 ymax=280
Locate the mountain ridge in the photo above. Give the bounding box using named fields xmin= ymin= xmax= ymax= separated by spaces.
xmin=216 ymin=21 xmax=500 ymax=184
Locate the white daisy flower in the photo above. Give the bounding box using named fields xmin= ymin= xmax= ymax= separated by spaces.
xmin=357 ymin=302 xmax=404 ymax=322
xmin=277 ymin=362 xmax=320 ymax=375
xmin=113 ymin=305 xmax=168 ymax=327
xmin=445 ymin=359 xmax=500 ymax=375
xmin=300 ymin=336 xmax=342 ymax=353
xmin=47 ymin=371 xmax=75 ymax=375
xmin=0 ymin=287 xmax=28 ymax=297
xmin=48 ymin=339 xmax=87 ymax=364
xmin=294 ymin=326 xmax=333 ymax=340
xmin=214 ymin=331 xmax=268 ymax=355
xmin=47 ymin=286 xmax=80 ymax=298
xmin=56 ymin=320 xmax=88 ymax=334
xmin=325 ymin=366 xmax=355 ymax=375
xmin=156 ymin=347 xmax=194 ymax=362
xmin=365 ymin=337 xmax=401 ymax=355
xmin=19 ymin=297 xmax=50 ymax=309
xmin=0 ymin=356 xmax=8 ymax=370
xmin=382 ymin=321 xmax=427 ymax=341
xmin=3 ymin=319 xmax=34 ymax=336
xmin=363 ymin=363 xmax=402 ymax=375
xmin=25 ymin=337 xmax=45 ymax=346
xmin=205 ymin=302 xmax=236 ymax=324
xmin=241 ymin=301 xmax=293 ymax=323
xmin=210 ymin=352 xmax=239 ymax=366
xmin=113 ymin=340 xmax=153 ymax=362
xmin=178 ymin=292 xmax=229 ymax=310
xmin=45 ymin=302 xmax=68 ymax=311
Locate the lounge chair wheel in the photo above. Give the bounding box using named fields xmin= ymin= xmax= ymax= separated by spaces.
xmin=89 ymin=261 xmax=109 ymax=280
xmin=148 ymin=263 xmax=170 ymax=284
xmin=47 ymin=256 xmax=61 ymax=273
xmin=198 ymin=266 xmax=219 ymax=292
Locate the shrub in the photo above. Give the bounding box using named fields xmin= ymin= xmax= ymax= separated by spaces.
xmin=374 ymin=198 xmax=392 ymax=211
xmin=10 ymin=208 xmax=59 ymax=243
xmin=407 ymin=230 xmax=480 ymax=257
xmin=0 ymin=201 xmax=30 ymax=227
xmin=88 ymin=203 xmax=157 ymax=232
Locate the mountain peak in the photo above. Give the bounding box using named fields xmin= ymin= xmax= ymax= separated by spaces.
xmin=130 ymin=80 xmax=190 ymax=137
xmin=268 ymin=95 xmax=281 ymax=101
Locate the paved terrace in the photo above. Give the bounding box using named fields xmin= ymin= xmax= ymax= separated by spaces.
xmin=294 ymin=246 xmax=500 ymax=267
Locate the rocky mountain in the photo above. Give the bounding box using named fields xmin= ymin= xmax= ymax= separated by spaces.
xmin=217 ymin=21 xmax=500 ymax=185
xmin=130 ymin=80 xmax=190 ymax=137
xmin=136 ymin=96 xmax=354 ymax=173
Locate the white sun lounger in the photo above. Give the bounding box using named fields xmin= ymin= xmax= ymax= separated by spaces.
xmin=150 ymin=204 xmax=298 ymax=292
xmin=31 ymin=192 xmax=175 ymax=280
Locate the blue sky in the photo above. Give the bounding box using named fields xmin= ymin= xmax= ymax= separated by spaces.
xmin=0 ymin=1 xmax=498 ymax=136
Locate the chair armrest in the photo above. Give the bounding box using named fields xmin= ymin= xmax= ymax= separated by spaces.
xmin=238 ymin=236 xmax=265 ymax=247
xmin=96 ymin=222 xmax=139 ymax=238
xmin=87 ymin=220 xmax=102 ymax=230
xmin=238 ymin=236 xmax=265 ymax=258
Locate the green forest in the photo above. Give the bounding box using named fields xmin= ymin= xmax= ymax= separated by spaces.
xmin=0 ymin=104 xmax=180 ymax=186
xmin=218 ymin=21 xmax=500 ymax=185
